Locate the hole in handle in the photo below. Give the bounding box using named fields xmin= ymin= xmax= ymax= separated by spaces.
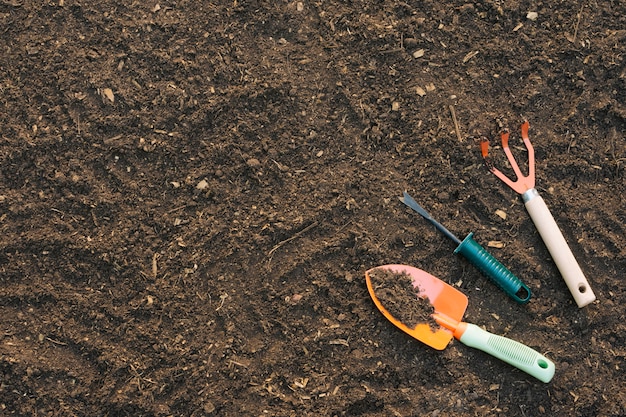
xmin=537 ymin=359 xmax=549 ymax=369
xmin=578 ymin=284 xmax=587 ymax=294
xmin=515 ymin=286 xmax=530 ymax=300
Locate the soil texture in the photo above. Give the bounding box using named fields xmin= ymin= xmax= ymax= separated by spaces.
xmin=1 ymin=1 xmax=625 ymax=416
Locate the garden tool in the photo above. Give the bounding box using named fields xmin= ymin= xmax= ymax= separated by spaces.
xmin=365 ymin=264 xmax=555 ymax=383
xmin=400 ymin=191 xmax=531 ymax=303
xmin=481 ymin=121 xmax=595 ymax=307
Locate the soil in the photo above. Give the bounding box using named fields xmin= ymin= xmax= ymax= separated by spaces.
xmin=367 ymin=267 xmax=437 ymax=329
xmin=1 ymin=1 xmax=625 ymax=416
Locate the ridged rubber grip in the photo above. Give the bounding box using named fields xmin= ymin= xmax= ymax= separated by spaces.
xmin=459 ymin=323 xmax=555 ymax=383
xmin=454 ymin=233 xmax=531 ymax=303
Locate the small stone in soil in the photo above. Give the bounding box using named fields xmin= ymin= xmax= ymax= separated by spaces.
xmin=368 ymin=267 xmax=439 ymax=330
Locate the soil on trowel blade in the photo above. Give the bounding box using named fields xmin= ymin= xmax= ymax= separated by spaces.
xmin=369 ymin=267 xmax=439 ymax=330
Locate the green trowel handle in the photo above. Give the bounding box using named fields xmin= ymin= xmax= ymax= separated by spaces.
xmin=454 ymin=233 xmax=531 ymax=304
xmin=459 ymin=323 xmax=555 ymax=383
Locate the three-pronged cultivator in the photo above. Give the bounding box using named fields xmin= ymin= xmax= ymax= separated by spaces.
xmin=481 ymin=121 xmax=596 ymax=308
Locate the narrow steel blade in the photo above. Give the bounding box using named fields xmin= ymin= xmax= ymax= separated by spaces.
xmin=400 ymin=191 xmax=462 ymax=245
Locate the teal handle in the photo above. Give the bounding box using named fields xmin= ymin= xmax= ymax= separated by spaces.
xmin=459 ymin=323 xmax=555 ymax=383
xmin=454 ymin=233 xmax=531 ymax=303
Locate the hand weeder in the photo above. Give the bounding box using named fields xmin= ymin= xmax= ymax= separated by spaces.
xmin=481 ymin=121 xmax=596 ymax=307
xmin=400 ymin=192 xmax=531 ymax=303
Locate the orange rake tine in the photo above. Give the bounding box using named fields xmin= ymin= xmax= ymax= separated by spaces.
xmin=481 ymin=121 xmax=535 ymax=194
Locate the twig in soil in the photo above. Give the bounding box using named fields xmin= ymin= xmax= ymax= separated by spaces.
xmin=152 ymin=253 xmax=159 ymax=278
xmin=215 ymin=293 xmax=228 ymax=311
xmin=567 ymin=3 xmax=584 ymax=43
xmin=609 ymin=128 xmax=624 ymax=178
xmin=519 ymin=404 xmax=527 ymax=417
xmin=449 ymin=105 xmax=463 ymax=142
xmin=90 ymin=209 xmax=99 ymax=226
xmin=166 ymin=204 xmax=192 ymax=214
xmin=329 ymin=339 xmax=349 ymax=347
xmin=45 ymin=337 xmax=67 ymax=346
xmin=268 ymin=221 xmax=319 ymax=257
xmin=228 ymin=359 xmax=249 ymax=369
xmin=380 ymin=47 xmax=404 ymax=54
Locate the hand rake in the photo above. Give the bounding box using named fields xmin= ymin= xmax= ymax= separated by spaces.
xmin=481 ymin=121 xmax=595 ymax=307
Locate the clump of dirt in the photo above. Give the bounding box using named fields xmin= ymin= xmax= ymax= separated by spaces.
xmin=368 ymin=267 xmax=438 ymax=329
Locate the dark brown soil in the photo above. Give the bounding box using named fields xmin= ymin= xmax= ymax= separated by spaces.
xmin=368 ymin=267 xmax=438 ymax=329
xmin=1 ymin=1 xmax=625 ymax=416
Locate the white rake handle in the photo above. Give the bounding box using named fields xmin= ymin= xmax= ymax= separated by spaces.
xmin=523 ymin=189 xmax=596 ymax=307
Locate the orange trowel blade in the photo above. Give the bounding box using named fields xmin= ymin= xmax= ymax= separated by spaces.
xmin=365 ymin=264 xmax=469 ymax=350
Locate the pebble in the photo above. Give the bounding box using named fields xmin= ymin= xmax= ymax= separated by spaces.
xmin=246 ymin=158 xmax=261 ymax=168
xmin=404 ymin=38 xmax=418 ymax=48
xmin=203 ymin=400 xmax=216 ymax=414
xmin=196 ymin=179 xmax=209 ymax=190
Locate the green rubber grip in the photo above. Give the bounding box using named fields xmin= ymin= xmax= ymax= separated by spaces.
xmin=459 ymin=323 xmax=555 ymax=383
xmin=454 ymin=233 xmax=531 ymax=303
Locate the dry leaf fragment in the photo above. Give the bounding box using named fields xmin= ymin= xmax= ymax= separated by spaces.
xmin=526 ymin=11 xmax=538 ymax=21
xmin=102 ymin=88 xmax=115 ymax=103
xmin=196 ymin=179 xmax=209 ymax=190
xmin=413 ymin=49 xmax=425 ymax=58
xmin=416 ymin=86 xmax=426 ymax=96
xmin=294 ymin=377 xmax=308 ymax=388
xmin=462 ymin=51 xmax=479 ymax=63
xmin=488 ymin=241 xmax=505 ymax=248
xmin=495 ymin=209 xmax=507 ymax=220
